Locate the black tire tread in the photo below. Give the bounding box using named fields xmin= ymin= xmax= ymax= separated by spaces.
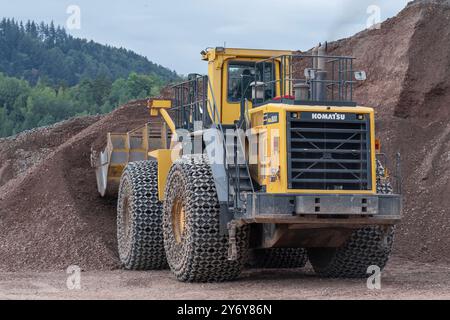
xmin=307 ymin=160 xmax=395 ymax=278
xmin=117 ymin=161 xmax=167 ymax=270
xmin=163 ymin=155 xmax=248 ymax=283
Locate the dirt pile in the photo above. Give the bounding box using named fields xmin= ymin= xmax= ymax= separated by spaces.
xmin=0 ymin=116 xmax=101 ymax=188
xmin=324 ymin=0 xmax=450 ymax=262
xmin=0 ymin=100 xmax=152 ymax=271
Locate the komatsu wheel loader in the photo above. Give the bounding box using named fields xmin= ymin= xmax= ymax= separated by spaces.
xmin=92 ymin=44 xmax=402 ymax=282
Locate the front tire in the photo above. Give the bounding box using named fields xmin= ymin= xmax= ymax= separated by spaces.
xmin=117 ymin=161 xmax=167 ymax=270
xmin=163 ymin=155 xmax=248 ymax=282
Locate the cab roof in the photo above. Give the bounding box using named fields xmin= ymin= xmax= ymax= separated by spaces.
xmin=202 ymin=47 xmax=293 ymax=62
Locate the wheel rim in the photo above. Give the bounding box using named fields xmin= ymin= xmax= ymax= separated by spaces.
xmin=171 ymin=197 xmax=186 ymax=244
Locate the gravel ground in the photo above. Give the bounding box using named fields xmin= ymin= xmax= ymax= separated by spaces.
xmin=0 ymin=257 xmax=449 ymax=300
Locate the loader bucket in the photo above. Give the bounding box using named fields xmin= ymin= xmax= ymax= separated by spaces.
xmin=91 ymin=120 xmax=170 ymax=197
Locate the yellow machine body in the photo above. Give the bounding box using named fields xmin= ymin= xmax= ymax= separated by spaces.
xmin=108 ymin=47 xmax=402 ymax=283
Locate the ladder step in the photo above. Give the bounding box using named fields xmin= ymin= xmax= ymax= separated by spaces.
xmin=229 ymin=169 xmax=249 ymax=178
xmin=230 ymin=180 xmax=253 ymax=192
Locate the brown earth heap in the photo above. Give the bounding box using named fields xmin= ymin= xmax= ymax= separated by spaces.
xmin=0 ymin=0 xmax=449 ymax=271
xmin=0 ymin=101 xmax=151 ymax=271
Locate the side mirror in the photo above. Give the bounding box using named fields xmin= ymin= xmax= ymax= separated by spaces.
xmin=354 ymin=71 xmax=367 ymax=81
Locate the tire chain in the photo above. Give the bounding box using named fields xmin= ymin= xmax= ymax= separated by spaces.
xmin=163 ymin=154 xmax=249 ymax=283
xmin=249 ymin=161 xmax=393 ymax=271
xmin=307 ymin=160 xmax=396 ymax=278
xmin=117 ymin=161 xmax=168 ymax=270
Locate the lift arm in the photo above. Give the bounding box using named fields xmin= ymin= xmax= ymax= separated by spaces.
xmin=148 ymin=99 xmax=176 ymax=135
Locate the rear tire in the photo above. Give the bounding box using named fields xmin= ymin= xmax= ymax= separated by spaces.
xmin=117 ymin=161 xmax=167 ymax=270
xmin=163 ymin=155 xmax=249 ymax=282
xmin=249 ymin=248 xmax=308 ymax=269
xmin=307 ymin=226 xmax=394 ymax=278
xmin=307 ymin=161 xmax=395 ymax=278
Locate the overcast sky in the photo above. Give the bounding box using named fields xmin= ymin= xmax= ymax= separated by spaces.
xmin=1 ymin=0 xmax=410 ymax=75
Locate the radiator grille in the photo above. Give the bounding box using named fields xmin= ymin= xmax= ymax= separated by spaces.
xmin=287 ymin=112 xmax=372 ymax=191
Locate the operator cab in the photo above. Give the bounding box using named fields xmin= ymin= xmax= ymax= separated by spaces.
xmin=169 ymin=45 xmax=366 ymax=129
xmin=202 ymin=44 xmax=365 ymax=125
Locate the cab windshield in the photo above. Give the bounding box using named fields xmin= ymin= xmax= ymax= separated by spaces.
xmin=227 ymin=61 xmax=275 ymax=103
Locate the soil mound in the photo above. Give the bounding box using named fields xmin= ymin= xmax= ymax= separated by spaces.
xmin=0 ymin=100 xmax=151 ymax=271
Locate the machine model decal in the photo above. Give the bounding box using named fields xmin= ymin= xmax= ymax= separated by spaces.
xmin=263 ymin=113 xmax=279 ymax=125
xmin=311 ymin=113 xmax=347 ymax=121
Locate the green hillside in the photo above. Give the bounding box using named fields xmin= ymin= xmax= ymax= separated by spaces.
xmin=0 ymin=18 xmax=178 ymax=86
xmin=0 ymin=19 xmax=180 ymax=137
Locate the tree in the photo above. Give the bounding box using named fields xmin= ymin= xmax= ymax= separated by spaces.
xmin=0 ymin=19 xmax=177 ymax=137
xmin=0 ymin=19 xmax=179 ymax=86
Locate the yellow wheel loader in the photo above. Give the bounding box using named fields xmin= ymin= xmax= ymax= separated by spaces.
xmin=92 ymin=44 xmax=402 ymax=282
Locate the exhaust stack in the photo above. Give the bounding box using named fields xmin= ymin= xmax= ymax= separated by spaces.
xmin=314 ymin=42 xmax=327 ymax=101
xmin=317 ymin=42 xmax=326 ymax=70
